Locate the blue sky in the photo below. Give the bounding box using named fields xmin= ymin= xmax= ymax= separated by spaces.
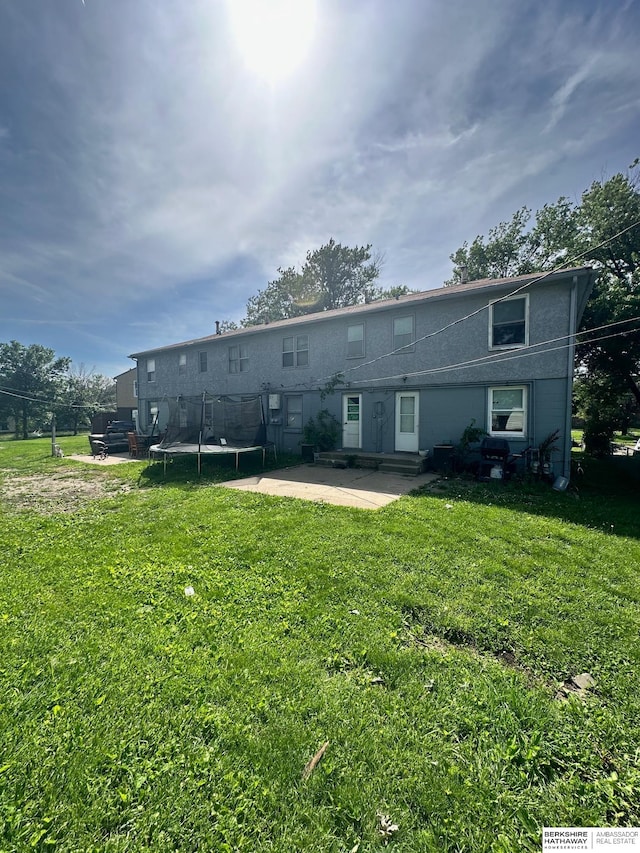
xmin=1 ymin=0 xmax=639 ymax=379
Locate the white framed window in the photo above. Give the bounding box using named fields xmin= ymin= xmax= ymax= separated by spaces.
xmin=285 ymin=395 xmax=303 ymax=429
xmin=488 ymin=387 xmax=527 ymax=437
xmin=199 ymin=351 xmax=208 ymax=373
xmin=282 ymin=335 xmax=309 ymax=368
xmin=178 ymin=353 xmax=187 ymax=375
xmin=146 ymin=358 xmax=156 ymax=382
xmin=229 ymin=344 xmax=249 ymax=373
xmin=148 ymin=401 xmax=159 ymax=427
xmin=489 ymin=295 xmax=529 ymax=349
xmin=393 ymin=316 xmax=414 ymax=352
xmin=133 ymin=380 xmax=138 ymax=398
xmin=347 ymin=324 xmax=364 ymax=358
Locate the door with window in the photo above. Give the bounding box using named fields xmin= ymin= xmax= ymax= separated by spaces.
xmin=342 ymin=394 xmax=362 ymax=449
xmin=395 ymin=392 xmax=419 ymax=452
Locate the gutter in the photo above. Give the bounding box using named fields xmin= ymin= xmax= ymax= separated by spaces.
xmin=563 ymin=276 xmax=578 ymax=480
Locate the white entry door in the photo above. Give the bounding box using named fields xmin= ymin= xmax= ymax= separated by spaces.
xmin=342 ymin=394 xmax=362 ymax=448
xmin=395 ymin=392 xmax=419 ymax=452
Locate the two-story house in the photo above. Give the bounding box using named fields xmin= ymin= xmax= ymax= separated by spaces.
xmin=129 ymin=266 xmax=595 ymax=479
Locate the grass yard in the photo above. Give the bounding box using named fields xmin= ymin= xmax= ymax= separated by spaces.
xmin=1 ymin=436 xmax=639 ymax=852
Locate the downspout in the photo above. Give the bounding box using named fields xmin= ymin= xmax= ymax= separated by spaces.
xmin=198 ymin=391 xmax=206 ymax=475
xmin=563 ymin=276 xmax=578 ymax=480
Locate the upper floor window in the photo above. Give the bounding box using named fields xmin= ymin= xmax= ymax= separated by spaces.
xmin=133 ymin=380 xmax=138 ymax=398
xmin=393 ymin=316 xmax=414 ymax=352
xmin=178 ymin=353 xmax=187 ymax=375
xmin=490 ymin=296 xmax=528 ymax=348
xmin=283 ymin=335 xmax=309 ymax=368
xmin=488 ymin=387 xmax=527 ymax=437
xmin=347 ymin=324 xmax=364 ymax=358
xmin=146 ymin=358 xmax=156 ymax=382
xmin=199 ymin=351 xmax=208 ymax=373
xmin=229 ymin=344 xmax=249 ymax=373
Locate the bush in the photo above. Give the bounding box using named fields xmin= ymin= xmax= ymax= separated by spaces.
xmin=302 ymin=409 xmax=340 ymax=451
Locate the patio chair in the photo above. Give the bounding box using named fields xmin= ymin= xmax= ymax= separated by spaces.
xmin=127 ymin=432 xmax=147 ymax=459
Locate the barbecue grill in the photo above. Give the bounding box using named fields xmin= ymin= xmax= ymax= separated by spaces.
xmin=478 ymin=437 xmax=511 ymax=481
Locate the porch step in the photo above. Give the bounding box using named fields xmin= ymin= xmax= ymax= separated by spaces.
xmin=315 ymin=451 xmax=426 ymax=476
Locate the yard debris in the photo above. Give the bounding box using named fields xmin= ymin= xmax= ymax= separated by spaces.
xmin=184 ymin=586 xmax=195 ymax=597
xmin=302 ymin=740 xmax=329 ymax=781
xmin=445 ymin=503 xmax=453 ymax=509
xmin=555 ymin=672 xmax=596 ymax=701
xmin=377 ymin=812 xmax=399 ymax=843
xmin=370 ymin=676 xmax=385 ymax=686
xmin=349 ymin=609 xmax=360 ymax=615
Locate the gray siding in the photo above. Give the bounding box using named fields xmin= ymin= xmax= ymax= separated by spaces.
xmin=134 ymin=271 xmax=592 ymax=477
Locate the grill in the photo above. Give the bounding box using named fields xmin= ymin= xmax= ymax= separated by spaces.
xmin=478 ymin=437 xmax=511 ymax=481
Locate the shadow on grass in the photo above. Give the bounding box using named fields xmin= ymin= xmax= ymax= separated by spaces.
xmin=137 ymin=450 xmax=302 ymax=490
xmin=412 ymin=453 xmax=640 ymax=540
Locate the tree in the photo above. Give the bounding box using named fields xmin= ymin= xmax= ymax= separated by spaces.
xmin=446 ymin=163 xmax=640 ymax=449
xmin=58 ymin=365 xmax=116 ymax=434
xmin=0 ymin=341 xmax=71 ymax=439
xmin=243 ymin=239 xmax=409 ymax=325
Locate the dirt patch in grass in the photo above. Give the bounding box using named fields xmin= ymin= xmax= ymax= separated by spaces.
xmin=1 ymin=469 xmax=132 ymax=513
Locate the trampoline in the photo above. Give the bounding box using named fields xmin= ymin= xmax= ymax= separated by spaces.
xmin=150 ymin=393 xmax=276 ymax=475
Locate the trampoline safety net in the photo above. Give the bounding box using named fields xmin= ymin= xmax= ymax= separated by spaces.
xmin=160 ymin=394 xmax=266 ymax=448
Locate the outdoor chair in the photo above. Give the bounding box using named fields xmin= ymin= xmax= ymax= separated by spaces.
xmin=127 ymin=432 xmax=147 ymax=459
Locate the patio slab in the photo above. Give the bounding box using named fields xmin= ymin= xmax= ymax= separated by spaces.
xmin=67 ymin=452 xmax=137 ymax=466
xmin=220 ymin=464 xmax=439 ymax=509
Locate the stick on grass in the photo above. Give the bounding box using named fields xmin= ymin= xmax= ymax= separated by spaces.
xmin=302 ymin=740 xmax=329 ymax=780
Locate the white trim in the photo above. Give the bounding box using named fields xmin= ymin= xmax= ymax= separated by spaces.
xmin=488 ymin=294 xmax=529 ymax=350
xmin=342 ymin=393 xmax=362 ymax=448
xmin=488 ymin=386 xmax=528 ymax=438
xmin=394 ymin=391 xmax=419 ymax=451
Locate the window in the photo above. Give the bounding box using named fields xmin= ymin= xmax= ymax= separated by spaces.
xmin=179 ymin=353 xmax=187 ymax=375
xmin=229 ymin=344 xmax=249 ymax=373
xmin=285 ymin=395 xmax=303 ymax=429
xmin=393 ymin=316 xmax=414 ymax=352
xmin=490 ymin=296 xmax=528 ymax=348
xmin=199 ymin=351 xmax=208 ymax=373
xmin=148 ymin=401 xmax=159 ymax=428
xmin=179 ymin=401 xmax=188 ymax=428
xmin=146 ymin=358 xmax=156 ymax=382
xmin=282 ymin=335 xmax=309 ymax=368
xmin=489 ymin=387 xmax=527 ymax=436
xmin=347 ymin=324 xmax=364 ymax=358
xmin=133 ymin=380 xmax=138 ymax=398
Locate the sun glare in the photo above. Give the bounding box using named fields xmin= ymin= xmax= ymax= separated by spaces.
xmin=227 ymin=0 xmax=317 ymax=83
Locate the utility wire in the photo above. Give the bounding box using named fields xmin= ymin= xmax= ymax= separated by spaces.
xmin=351 ymin=326 xmax=638 ymax=387
xmin=343 ymin=215 xmax=640 ymax=380
xmin=0 ymin=386 xmax=111 ymax=410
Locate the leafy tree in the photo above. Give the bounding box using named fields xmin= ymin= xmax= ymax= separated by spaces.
xmin=58 ymin=365 xmax=116 ymax=434
xmin=0 ymin=341 xmax=70 ymax=439
xmin=244 ymin=239 xmax=409 ymax=325
xmin=446 ymin=163 xmax=640 ymax=449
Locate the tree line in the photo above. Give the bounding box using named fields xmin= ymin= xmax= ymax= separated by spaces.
xmin=0 ymin=342 xmax=115 ymax=439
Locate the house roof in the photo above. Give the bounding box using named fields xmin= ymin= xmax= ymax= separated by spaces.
xmin=114 ymin=367 xmax=136 ymax=380
xmin=129 ymin=265 xmax=594 ymax=359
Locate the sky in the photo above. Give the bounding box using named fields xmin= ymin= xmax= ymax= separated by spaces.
xmin=1 ymin=0 xmax=639 ymax=379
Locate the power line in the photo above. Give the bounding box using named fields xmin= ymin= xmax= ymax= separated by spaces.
xmin=350 ymin=326 xmax=638 ymax=387
xmin=0 ymin=386 xmax=111 ymax=410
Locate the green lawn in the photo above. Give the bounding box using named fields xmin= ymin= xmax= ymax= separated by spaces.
xmin=1 ymin=437 xmax=639 ymax=852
